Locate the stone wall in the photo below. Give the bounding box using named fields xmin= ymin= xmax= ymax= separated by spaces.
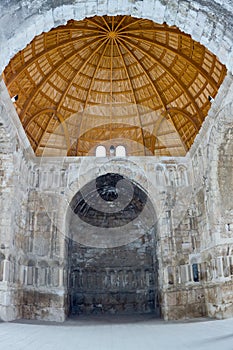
xmin=0 ymin=107 xmax=232 ymax=322
xmin=19 ymin=153 xmax=211 ymax=321
xmin=68 ymin=229 xmax=158 ymax=315
xmin=0 ymin=78 xmax=34 ymax=321
xmin=188 ymin=73 xmax=233 ymax=320
xmin=1 ymin=0 xmax=233 ymax=74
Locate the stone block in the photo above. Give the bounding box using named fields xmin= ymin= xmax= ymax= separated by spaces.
xmin=85 ymin=1 xmax=98 ymax=17
xmin=164 ymin=0 xmax=179 ymax=26
xmin=151 ymin=0 xmax=166 ymax=24
xmin=175 ymin=1 xmax=190 ymax=31
xmin=0 ymin=305 xmax=18 ymax=321
xmin=97 ymin=0 xmax=108 ymax=15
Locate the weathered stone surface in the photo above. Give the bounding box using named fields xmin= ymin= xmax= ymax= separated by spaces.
xmin=1 ymin=0 xmax=233 ymax=73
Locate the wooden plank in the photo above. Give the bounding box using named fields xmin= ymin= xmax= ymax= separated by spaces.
xmin=120 ymin=36 xmax=204 ymax=123
xmin=119 ymin=33 xmax=220 ymax=89
xmin=76 ymin=40 xmax=111 ymax=154
xmin=114 ymin=38 xmax=146 ymax=154
xmin=7 ymin=34 xmax=105 ymax=88
xmin=19 ymin=37 xmax=108 ymax=123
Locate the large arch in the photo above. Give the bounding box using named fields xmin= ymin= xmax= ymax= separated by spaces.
xmin=65 ymin=172 xmax=160 ymax=316
xmin=0 ymin=0 xmax=233 ymax=74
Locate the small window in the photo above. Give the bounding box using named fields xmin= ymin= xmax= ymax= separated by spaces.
xmin=0 ymin=253 xmax=5 ymax=282
xmin=116 ymin=145 xmax=126 ymax=157
xmin=192 ymin=263 xmax=199 ymax=282
xmin=109 ymin=145 xmax=115 ymax=156
xmin=96 ymin=145 xmax=106 ymax=157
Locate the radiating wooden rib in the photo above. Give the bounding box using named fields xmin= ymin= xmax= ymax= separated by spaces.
xmin=119 ymin=26 xmax=195 ymax=34
xmin=83 ymin=42 xmax=110 ymax=110
xmin=79 ymin=131 xmax=148 ymax=142
xmin=39 ymin=144 xmax=67 ymax=150
xmin=25 ymin=108 xmax=71 ymax=152
xmin=150 ymin=133 xmax=158 ymax=154
xmin=117 ymin=18 xmax=146 ymax=33
xmin=165 ymin=112 xmax=188 ymax=152
xmin=56 ymin=38 xmax=109 ymax=111
xmin=166 ymin=108 xmax=199 ymax=130
xmin=114 ymin=16 xmax=127 ymax=31
xmin=24 ymin=108 xmax=56 ymax=128
xmin=54 ymin=25 xmax=106 ymax=32
xmin=7 ymin=33 xmax=105 ymax=88
xmin=26 ymin=129 xmax=38 ymax=146
xmin=32 ymin=121 xmax=46 ymax=144
xmin=86 ymin=18 xmax=109 ymax=32
xmin=114 ymin=38 xmax=146 ymax=154
xmin=152 ymin=114 xmax=166 ymax=136
xmin=156 ymin=129 xmax=178 ymax=137
xmin=110 ymin=37 xmax=113 ymax=139
xmin=118 ymin=37 xmax=167 ymax=111
xmin=167 ymin=113 xmax=188 ymax=152
xmin=101 ymin=16 xmax=111 ymax=31
xmin=35 ymin=115 xmax=54 ymax=152
xmin=120 ymin=36 xmax=204 ymax=123
xmin=155 ymin=143 xmax=184 ymax=150
xmin=151 ymin=113 xmax=184 ymax=154
xmin=46 ymin=110 xmax=71 ymax=154
xmin=80 ymin=124 xmax=144 ymax=134
xmin=119 ymin=33 xmax=220 ymax=89
xmin=20 ymin=38 xmax=106 ymax=123
xmin=79 ymin=136 xmax=143 ymax=143
xmin=76 ymin=41 xmax=110 ymax=155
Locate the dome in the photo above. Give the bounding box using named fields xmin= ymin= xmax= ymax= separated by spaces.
xmin=3 ymin=15 xmax=226 ymax=156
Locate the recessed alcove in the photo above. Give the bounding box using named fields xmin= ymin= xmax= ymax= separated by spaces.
xmin=66 ymin=173 xmax=159 ymax=316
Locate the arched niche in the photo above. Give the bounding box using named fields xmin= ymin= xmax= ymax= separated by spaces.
xmin=65 ymin=172 xmax=160 ymax=316
xmin=95 ymin=145 xmax=106 ymax=157
xmin=116 ymin=145 xmax=126 ymax=157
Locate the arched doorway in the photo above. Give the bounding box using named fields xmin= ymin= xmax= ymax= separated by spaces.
xmin=66 ymin=173 xmax=160 ymax=316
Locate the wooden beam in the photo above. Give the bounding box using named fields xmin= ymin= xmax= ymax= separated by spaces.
xmin=118 ymin=25 xmax=184 ymax=34
xmin=101 ymin=16 xmax=111 ymax=32
xmin=114 ymin=16 xmax=127 ymax=32
xmin=25 ymin=108 xmax=71 ymax=154
xmin=76 ymin=40 xmax=110 ymax=154
xmin=119 ymin=33 xmax=219 ymax=90
xmin=56 ymin=37 xmax=109 ymax=111
xmin=39 ymin=144 xmax=67 ymax=150
xmin=86 ymin=18 xmax=109 ymax=32
xmin=35 ymin=115 xmax=54 ymax=153
xmin=166 ymin=107 xmax=199 ymax=130
xmin=117 ymin=18 xmax=146 ymax=33
xmin=111 ymin=43 xmax=188 ymax=153
xmin=19 ymin=37 xmax=107 ymax=123
xmin=154 ymin=143 xmax=184 ymax=150
xmin=110 ymin=35 xmax=113 ymax=140
xmin=114 ymin=38 xmax=146 ymax=155
xmin=7 ymin=33 xmax=106 ymax=88
xmin=24 ymin=108 xmax=56 ymax=128
xmin=118 ymin=37 xmax=167 ymax=111
xmin=119 ymin=35 xmax=204 ymax=123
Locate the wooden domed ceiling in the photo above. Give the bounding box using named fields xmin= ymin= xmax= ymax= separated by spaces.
xmin=3 ymin=15 xmax=226 ymax=156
